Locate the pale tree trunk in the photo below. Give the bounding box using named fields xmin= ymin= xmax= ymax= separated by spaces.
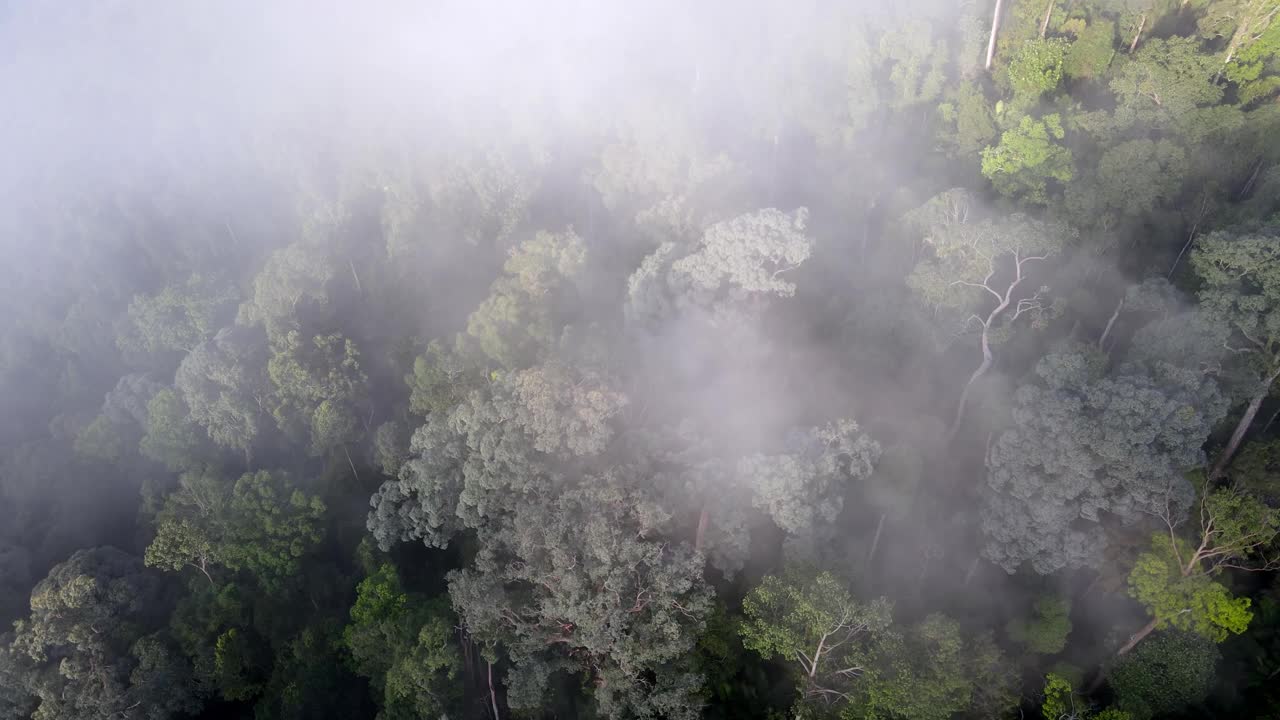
xmin=867 ymin=511 xmax=887 ymax=568
xmin=1098 ymin=296 xmax=1125 ymax=349
xmin=1117 ymin=617 xmax=1159 ymax=656
xmin=985 ymin=0 xmax=1006 ymax=70
xmin=1217 ymin=2 xmax=1280 ymax=82
xmin=694 ymin=506 xmax=710 ymax=552
xmin=1168 ymin=191 xmax=1210 ymax=279
xmin=962 ymin=555 xmax=981 ymax=587
xmin=343 ymin=445 xmax=361 ymax=482
xmin=488 ymin=662 xmax=501 ymax=720
xmin=948 ymin=324 xmax=994 ymax=441
xmin=348 ymin=260 xmax=363 ymax=295
xmin=1129 ymin=13 xmax=1146 ymax=53
xmin=1090 ymin=617 xmax=1159 ymax=692
xmin=1209 ymin=367 xmax=1280 ymax=480
xmin=1040 ymin=0 xmax=1056 ymax=38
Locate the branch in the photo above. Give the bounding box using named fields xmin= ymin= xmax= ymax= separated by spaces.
xmin=950 ymin=279 xmax=1003 ymax=302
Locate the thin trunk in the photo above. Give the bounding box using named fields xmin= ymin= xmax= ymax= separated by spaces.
xmin=1129 ymin=13 xmax=1146 ymax=53
xmin=947 ymin=325 xmax=994 ymax=441
xmin=1088 ymin=617 xmax=1159 ymax=692
xmin=985 ymin=0 xmax=1006 ymax=70
xmin=192 ymin=559 xmax=214 ymax=586
xmin=343 ymin=445 xmax=361 ymax=483
xmin=694 ymin=506 xmax=710 ymax=552
xmin=867 ymin=512 xmax=887 ymax=568
xmin=1117 ymin=617 xmax=1159 ymax=657
xmin=1209 ymin=367 xmax=1280 ymax=480
xmin=1262 ymin=405 xmax=1280 ymax=435
xmin=1168 ymin=193 xmax=1208 ymax=279
xmin=809 ymin=635 xmax=826 ymax=678
xmin=1098 ymin=296 xmax=1124 ymax=349
xmin=1040 ymin=0 xmax=1055 ymax=38
xmin=488 ymin=662 xmax=501 ymax=720
xmin=962 ymin=555 xmax=981 ymax=587
xmin=1239 ymin=158 xmax=1264 ymax=200
xmin=348 ymin=260 xmax=363 ymax=295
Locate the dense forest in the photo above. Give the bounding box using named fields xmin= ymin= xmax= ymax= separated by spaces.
xmin=1 ymin=0 xmax=1279 ymax=718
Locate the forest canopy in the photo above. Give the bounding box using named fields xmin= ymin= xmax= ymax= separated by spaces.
xmin=1 ymin=0 xmax=1280 ymax=719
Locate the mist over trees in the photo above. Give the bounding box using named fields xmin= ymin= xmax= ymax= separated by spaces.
xmin=1 ymin=0 xmax=1279 ymax=718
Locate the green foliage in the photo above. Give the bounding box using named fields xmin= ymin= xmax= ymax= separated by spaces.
xmin=7 ymin=548 xmax=201 ymax=720
xmin=1110 ymin=631 xmax=1219 ymax=719
xmin=139 ymin=388 xmax=208 ymax=472
xmin=739 ymin=418 xmax=880 ymax=540
xmin=343 ymin=564 xmax=461 ymax=718
xmin=937 ymin=82 xmax=998 ymax=159
xmin=1128 ymin=535 xmax=1253 ymax=642
xmin=1008 ymin=39 xmax=1068 ymax=106
xmin=981 ymin=114 xmax=1074 ymax=203
xmin=121 ymin=274 xmax=239 ymax=356
xmin=267 ymin=330 xmax=368 ymax=454
xmin=146 ymin=469 xmax=325 ymax=589
xmin=1008 ymin=596 xmax=1073 ymax=654
xmin=983 ymin=346 xmax=1227 ymax=574
xmin=465 ymin=230 xmax=586 ymax=368
xmin=1064 ymin=18 xmax=1117 ymax=80
xmin=1192 ymin=225 xmax=1280 ymax=376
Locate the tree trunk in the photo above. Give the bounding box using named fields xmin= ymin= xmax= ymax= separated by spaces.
xmin=867 ymin=511 xmax=887 ymax=568
xmin=948 ymin=325 xmax=994 ymax=441
xmin=1239 ymin=158 xmax=1264 ymax=200
xmin=488 ymin=662 xmax=501 ymax=720
xmin=1098 ymin=296 xmax=1124 ymax=349
xmin=1129 ymin=13 xmax=1146 ymax=53
xmin=962 ymin=555 xmax=981 ymax=587
xmin=344 ymin=445 xmax=361 ymax=483
xmin=1117 ymin=616 xmax=1159 ymax=657
xmin=985 ymin=0 xmax=1006 ymax=70
xmin=1088 ymin=617 xmax=1160 ymax=692
xmin=1040 ymin=0 xmax=1055 ymax=38
xmin=694 ymin=506 xmax=710 ymax=552
xmin=348 ymin=260 xmax=363 ymax=295
xmin=1209 ymin=367 xmax=1280 ymax=480
xmin=1168 ymin=192 xmax=1209 ymax=279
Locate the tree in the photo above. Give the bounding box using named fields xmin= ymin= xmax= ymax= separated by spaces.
xmin=9 ymin=547 xmax=202 ymax=720
xmin=738 ymin=419 xmax=880 ymax=555
xmin=981 ymin=113 xmax=1074 ymax=203
xmin=1103 ymin=37 xmax=1224 ymax=139
xmin=1042 ymin=672 xmax=1132 ymax=720
xmin=120 ymin=273 xmax=238 ymax=356
xmin=982 ymin=346 xmax=1227 ymax=574
xmin=1122 ymin=483 xmax=1279 ymax=653
xmin=343 ymin=564 xmax=461 ymax=719
xmin=146 ymin=469 xmax=326 ymax=589
xmin=670 ymin=207 xmax=812 ymax=298
xmin=175 ymin=324 xmax=271 ymax=460
xmin=449 ymin=476 xmax=711 ymax=719
xmin=138 ymin=387 xmax=211 ymax=472
xmin=906 ymin=190 xmax=1073 ymax=436
xmin=1191 ymin=226 xmax=1280 ymax=479
xmin=1008 ymin=595 xmax=1073 ymax=655
xmin=1006 ymin=38 xmax=1068 ymax=107
xmin=740 ymin=570 xmax=893 ymax=707
xmin=237 ymin=242 xmax=335 ymax=337
xmin=1110 ymin=630 xmax=1219 ymax=719
xmin=267 ymin=330 xmax=369 ymax=454
xmin=464 ymin=230 xmax=586 ymax=368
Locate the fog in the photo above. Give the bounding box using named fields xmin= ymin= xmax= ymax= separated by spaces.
xmin=1 ymin=1 xmax=1278 ymax=719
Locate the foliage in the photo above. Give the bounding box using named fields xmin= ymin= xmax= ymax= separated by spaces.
xmin=1008 ymin=596 xmax=1073 ymax=655
xmin=1110 ymin=631 xmax=1219 ymax=719
xmin=981 ymin=114 xmax=1074 ymax=203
